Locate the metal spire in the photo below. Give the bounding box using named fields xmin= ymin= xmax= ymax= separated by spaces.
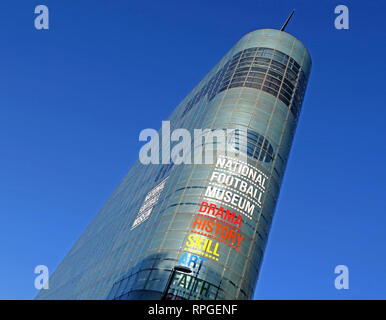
xmin=280 ymin=10 xmax=295 ymax=31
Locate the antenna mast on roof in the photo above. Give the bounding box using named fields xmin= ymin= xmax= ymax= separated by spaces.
xmin=280 ymin=10 xmax=295 ymax=31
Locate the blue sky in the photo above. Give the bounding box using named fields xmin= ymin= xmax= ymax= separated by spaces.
xmin=0 ymin=0 xmax=385 ymax=299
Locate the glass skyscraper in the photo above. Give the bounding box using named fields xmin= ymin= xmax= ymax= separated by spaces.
xmin=36 ymin=28 xmax=311 ymax=300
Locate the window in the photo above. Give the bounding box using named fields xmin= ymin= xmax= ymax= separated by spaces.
xmin=230 ymin=129 xmax=274 ymax=163
xmin=180 ymin=47 xmax=308 ymax=120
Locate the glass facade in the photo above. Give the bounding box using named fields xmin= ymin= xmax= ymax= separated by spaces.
xmin=36 ymin=29 xmax=311 ymax=300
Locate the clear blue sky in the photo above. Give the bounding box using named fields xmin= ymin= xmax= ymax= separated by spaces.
xmin=1 ymin=0 xmax=385 ymax=300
